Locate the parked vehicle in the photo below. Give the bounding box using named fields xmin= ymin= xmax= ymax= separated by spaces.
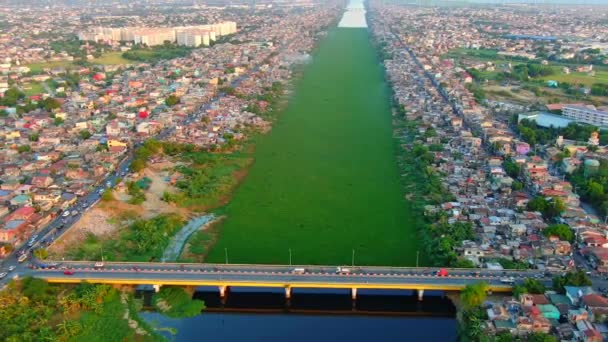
xmin=71 ymin=210 xmax=79 ymax=216
xmin=62 ymin=211 xmax=70 ymax=217
xmin=0 ymin=272 xmax=7 ymax=279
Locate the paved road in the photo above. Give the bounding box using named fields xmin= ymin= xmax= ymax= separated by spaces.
xmin=6 ymin=261 xmax=558 ymax=291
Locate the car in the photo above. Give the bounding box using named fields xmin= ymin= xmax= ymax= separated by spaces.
xmin=62 ymin=211 xmax=70 ymax=217
xmin=63 ymin=270 xmax=75 ymax=275
xmin=94 ymin=262 xmax=105 ymax=269
xmin=8 ymin=266 xmax=16 ymax=272
xmin=0 ymin=272 xmax=7 ymax=279
xmin=71 ymin=210 xmax=79 ymax=216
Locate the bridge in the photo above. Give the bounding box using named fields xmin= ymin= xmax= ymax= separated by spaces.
xmin=21 ymin=261 xmax=549 ymax=301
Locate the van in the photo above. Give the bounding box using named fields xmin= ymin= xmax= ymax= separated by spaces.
xmin=94 ymin=262 xmax=105 ymax=269
xmin=292 ymin=268 xmax=306 ymax=274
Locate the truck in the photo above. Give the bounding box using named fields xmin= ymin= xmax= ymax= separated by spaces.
xmin=336 ymin=267 xmax=351 ymax=274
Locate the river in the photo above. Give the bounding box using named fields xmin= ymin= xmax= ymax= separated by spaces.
xmin=207 ymin=0 xmax=417 ymax=266
xmin=139 ymin=289 xmax=459 ymax=341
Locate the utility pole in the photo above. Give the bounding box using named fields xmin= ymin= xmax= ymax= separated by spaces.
xmin=101 ymin=246 xmax=104 ymax=262
xmin=352 ymin=249 xmax=355 ymax=267
xmin=224 ymin=248 xmax=229 ymax=265
xmin=416 ymin=250 xmax=420 ymax=268
xmin=289 ymin=248 xmax=292 ymax=266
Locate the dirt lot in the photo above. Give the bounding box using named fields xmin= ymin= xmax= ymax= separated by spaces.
xmin=49 ymin=162 xmax=189 ymax=257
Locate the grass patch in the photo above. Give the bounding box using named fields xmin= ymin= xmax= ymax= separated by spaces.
xmin=26 ymin=60 xmax=74 ymax=73
xmin=92 ymin=51 xmax=132 ymax=65
xmin=206 ymin=28 xmax=418 ymax=266
xmin=23 ymin=82 xmax=46 ymax=96
xmin=540 ymin=68 xmax=608 ymax=87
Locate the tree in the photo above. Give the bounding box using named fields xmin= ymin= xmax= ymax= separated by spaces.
xmin=527 ymin=196 xmax=565 ymax=220
xmin=101 ymin=190 xmax=114 ymax=202
xmin=17 ymin=145 xmax=31 ymax=153
xmin=523 ymin=278 xmax=546 ymax=294
xmin=42 ymin=97 xmax=61 ymax=111
xmin=542 ymin=224 xmax=574 ymax=242
xmin=79 ymin=130 xmax=92 ymax=140
xmin=461 ymin=282 xmax=489 ymax=309
xmin=54 ymin=117 xmax=64 ymax=126
xmin=553 ymin=270 xmax=592 ymax=294
xmin=33 ymin=248 xmax=48 ymax=260
xmin=29 ymin=132 xmax=39 ymax=142
xmin=165 ymin=94 xmax=180 ymax=106
xmin=513 ymin=284 xmax=527 ymax=299
xmin=527 ymin=332 xmax=558 ymax=342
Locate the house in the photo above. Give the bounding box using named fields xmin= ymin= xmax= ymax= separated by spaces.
xmin=581 ymin=294 xmax=608 ymax=321
xmin=565 ymin=286 xmax=595 ymax=306
xmin=31 ymin=175 xmax=54 ymax=188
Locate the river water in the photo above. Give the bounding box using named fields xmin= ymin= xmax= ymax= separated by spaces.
xmin=139 ymin=289 xmax=459 ymax=341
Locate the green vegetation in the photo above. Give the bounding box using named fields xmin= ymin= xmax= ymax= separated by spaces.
xmin=152 ymin=286 xmax=205 ymax=318
xmin=552 ymin=270 xmax=593 ymax=294
xmin=526 ymin=196 xmax=566 ymax=220
xmin=165 ymin=94 xmax=180 ymax=106
xmin=542 ymin=224 xmax=574 ymax=242
xmin=122 ymin=43 xmax=194 ymax=63
xmin=206 ymin=29 xmax=417 ymax=266
xmin=513 ymin=278 xmax=547 ymax=298
xmin=0 ymin=278 xmax=160 ymax=341
xmin=516 ymin=118 xmax=601 ymax=147
xmin=569 ymin=159 xmax=608 ymax=217
xmin=23 ymin=82 xmax=45 ymax=96
xmin=130 ymin=140 xmax=251 ymax=210
xmin=91 ymin=51 xmax=132 ymax=65
xmin=461 ymin=282 xmax=489 ymax=309
xmin=66 ymin=214 xmax=184 ymax=262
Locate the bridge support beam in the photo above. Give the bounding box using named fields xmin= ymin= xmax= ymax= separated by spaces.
xmin=417 ymin=289 xmax=424 ymax=301
xmin=219 ymin=285 xmax=228 ymax=298
xmin=285 ymin=286 xmax=292 ymax=300
xmin=153 ymin=284 xmax=161 ymax=293
xmin=351 ymin=288 xmax=357 ymax=300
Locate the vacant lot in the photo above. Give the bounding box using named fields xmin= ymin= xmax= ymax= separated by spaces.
xmin=206 ymin=28 xmax=417 ymax=266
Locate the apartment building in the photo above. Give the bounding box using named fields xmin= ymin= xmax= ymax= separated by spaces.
xmin=562 ymin=105 xmax=608 ymax=128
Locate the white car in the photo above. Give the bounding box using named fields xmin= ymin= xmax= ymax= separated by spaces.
xmin=62 ymin=211 xmax=70 ymax=217
xmin=0 ymin=272 xmax=7 ymax=279
xmin=8 ymin=266 xmax=16 ymax=272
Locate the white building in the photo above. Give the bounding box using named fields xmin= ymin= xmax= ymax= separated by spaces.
xmin=562 ymin=105 xmax=608 ymax=128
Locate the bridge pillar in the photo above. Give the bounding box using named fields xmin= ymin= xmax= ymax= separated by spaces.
xmin=417 ymin=289 xmax=424 ymax=301
xmin=351 ymin=288 xmax=357 ymax=300
xmin=153 ymin=284 xmax=161 ymax=293
xmin=219 ymin=285 xmax=228 ymax=298
xmin=285 ymin=286 xmax=292 ymax=300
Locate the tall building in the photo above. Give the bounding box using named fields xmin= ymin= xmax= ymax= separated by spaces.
xmin=562 ymin=105 xmax=608 ymax=128
xmin=77 ymin=21 xmax=237 ymax=47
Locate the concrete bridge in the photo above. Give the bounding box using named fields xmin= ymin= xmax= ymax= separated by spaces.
xmin=22 ymin=261 xmax=548 ymax=301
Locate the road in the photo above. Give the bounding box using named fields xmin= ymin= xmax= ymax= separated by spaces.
xmin=15 ymin=262 xmax=553 ymax=291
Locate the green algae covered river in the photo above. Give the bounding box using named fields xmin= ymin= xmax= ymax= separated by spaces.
xmin=207 ymin=26 xmax=418 ymax=266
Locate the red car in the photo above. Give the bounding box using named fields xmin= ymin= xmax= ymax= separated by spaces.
xmin=63 ymin=270 xmax=75 ymax=275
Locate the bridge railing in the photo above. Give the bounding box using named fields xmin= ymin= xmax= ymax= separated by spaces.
xmin=41 ymin=260 xmax=543 ymax=275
